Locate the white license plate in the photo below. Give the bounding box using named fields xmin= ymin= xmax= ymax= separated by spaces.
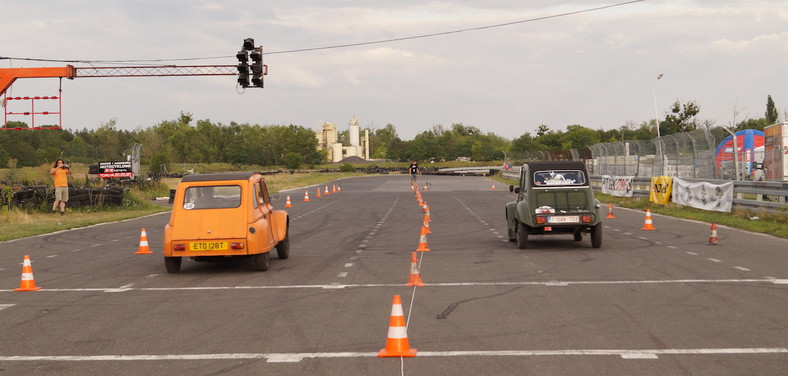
xmin=548 ymin=216 xmax=579 ymax=223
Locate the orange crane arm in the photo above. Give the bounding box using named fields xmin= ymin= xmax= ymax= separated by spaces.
xmin=1 ymin=65 xmax=238 ymax=97
xmin=0 ymin=66 xmax=76 ymax=97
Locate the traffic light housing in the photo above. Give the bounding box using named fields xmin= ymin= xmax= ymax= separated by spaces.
xmin=250 ymin=47 xmax=264 ymax=88
xmin=236 ymin=38 xmax=265 ymax=88
xmin=236 ymin=49 xmax=250 ymax=88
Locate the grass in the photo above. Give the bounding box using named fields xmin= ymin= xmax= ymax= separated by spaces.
xmin=491 ymin=173 xmax=788 ymax=238
xmin=0 ymin=168 xmax=368 ymax=242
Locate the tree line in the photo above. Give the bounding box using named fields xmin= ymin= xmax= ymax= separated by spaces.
xmin=0 ymin=96 xmax=781 ymax=169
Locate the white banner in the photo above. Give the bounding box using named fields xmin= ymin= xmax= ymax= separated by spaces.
xmin=601 ymin=175 xmax=635 ymax=197
xmin=671 ymin=178 xmax=733 ymax=212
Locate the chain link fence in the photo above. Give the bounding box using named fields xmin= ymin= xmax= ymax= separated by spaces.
xmin=510 ymin=129 xmax=775 ymax=180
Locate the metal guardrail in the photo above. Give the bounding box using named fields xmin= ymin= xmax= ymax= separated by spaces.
xmin=498 ymin=166 xmax=787 ymax=215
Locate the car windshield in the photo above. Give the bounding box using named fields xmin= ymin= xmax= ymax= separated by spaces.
xmin=183 ymin=185 xmax=241 ymax=209
xmin=533 ymin=170 xmax=586 ymax=186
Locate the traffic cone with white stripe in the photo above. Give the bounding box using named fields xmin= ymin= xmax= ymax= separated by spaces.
xmin=285 ymin=195 xmax=293 ymax=208
xmin=14 ymin=255 xmax=42 ymax=291
xmin=606 ymin=203 xmax=616 ymax=219
xmin=421 ymin=220 xmax=431 ymax=235
xmin=641 ymin=210 xmax=656 ymax=230
xmin=303 ymin=191 xmax=310 ymax=202
xmin=708 ymin=223 xmax=719 ymax=245
xmin=135 ymin=228 xmax=153 ymax=254
xmin=378 ymin=295 xmax=417 ymax=357
xmin=316 ymin=188 xmax=322 ymax=198
xmin=324 ymin=185 xmax=330 ymax=196
xmin=415 ymin=233 xmax=431 ymax=252
xmin=405 ymin=252 xmax=426 ymax=287
xmin=332 ymin=184 xmax=337 ymax=193
xmin=337 ymin=185 xmax=341 ymax=192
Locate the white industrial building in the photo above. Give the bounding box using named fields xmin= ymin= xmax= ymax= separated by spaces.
xmin=316 ymin=116 xmax=370 ymax=163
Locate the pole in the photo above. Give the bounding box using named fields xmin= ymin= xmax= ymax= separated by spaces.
xmin=723 ymin=127 xmax=739 ymax=180
xmin=653 ymin=73 xmax=663 ymax=175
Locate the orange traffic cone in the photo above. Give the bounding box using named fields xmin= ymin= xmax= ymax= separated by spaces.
xmin=14 ymin=255 xmax=42 ymax=291
xmin=641 ymin=210 xmax=656 ymax=230
xmin=410 ymin=185 xmax=415 ymax=191
xmin=135 ymin=228 xmax=153 ymax=254
xmin=378 ymin=295 xmax=417 ymax=357
xmin=606 ymin=203 xmax=616 ymax=219
xmin=708 ymin=223 xmax=719 ymax=245
xmin=285 ymin=195 xmax=293 ymax=208
xmin=405 ymin=252 xmax=426 ymax=287
xmin=422 ymin=184 xmax=428 ymax=191
xmin=324 ymin=185 xmax=330 ymax=195
xmin=303 ymin=191 xmax=310 ymax=202
xmin=423 ymin=212 xmax=431 ymax=223
xmin=337 ymin=185 xmax=341 ymax=192
xmin=421 ymin=220 xmax=431 ymax=235
xmin=332 ymin=184 xmax=337 ymax=193
xmin=422 ymin=204 xmax=429 ymax=213
xmin=491 ymin=184 xmax=496 ymax=190
xmin=316 ymin=188 xmax=322 ymax=198
xmin=415 ymin=234 xmax=431 ymax=252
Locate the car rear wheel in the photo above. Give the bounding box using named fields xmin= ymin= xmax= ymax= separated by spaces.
xmin=516 ymin=221 xmax=529 ymax=249
xmin=251 ymin=251 xmax=270 ymax=271
xmin=591 ymin=224 xmax=603 ymax=248
xmin=164 ymin=257 xmax=182 ymax=273
xmin=276 ymin=229 xmax=290 ymax=260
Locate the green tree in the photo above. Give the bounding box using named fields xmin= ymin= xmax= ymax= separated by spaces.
xmin=765 ymin=95 xmax=779 ymax=124
xmin=660 ymin=100 xmax=700 ymax=135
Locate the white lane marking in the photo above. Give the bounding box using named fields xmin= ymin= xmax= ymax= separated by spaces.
xmin=337 ymin=272 xmax=348 ymax=278
xmin=638 ymin=237 xmax=649 ymax=240
xmin=734 ymin=266 xmax=750 ymax=272
xmin=686 ymin=252 xmax=698 ymax=256
xmin=46 ymin=255 xmax=58 ymax=258
xmin=0 ymin=348 xmax=785 ymax=363
xmin=90 ymin=244 xmax=102 ymax=247
xmin=707 ymin=258 xmax=722 ymax=263
xmin=344 ymin=263 xmax=354 ymax=268
xmin=0 ymin=304 xmax=16 ymax=311
xmin=667 ymin=246 xmax=678 ymax=249
xmin=2 ymin=278 xmax=783 ymax=293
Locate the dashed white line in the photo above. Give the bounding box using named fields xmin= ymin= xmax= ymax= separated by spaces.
xmin=707 ymin=258 xmax=722 ymax=263
xmin=337 ymin=272 xmax=348 ymax=278
xmin=343 ymin=263 xmax=354 ymax=268
xmin=734 ymin=266 xmax=750 ymax=272
xmin=0 ymin=304 xmax=15 ymax=311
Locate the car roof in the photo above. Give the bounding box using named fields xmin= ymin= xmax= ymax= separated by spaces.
xmin=525 ymin=161 xmax=588 ymax=172
xmin=180 ymin=172 xmax=261 ymax=183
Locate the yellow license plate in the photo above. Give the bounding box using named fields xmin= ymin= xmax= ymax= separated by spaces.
xmin=189 ymin=241 xmax=228 ymax=251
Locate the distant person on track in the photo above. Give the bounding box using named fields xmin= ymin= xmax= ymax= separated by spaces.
xmin=409 ymin=161 xmax=420 ymax=184
xmin=50 ymin=159 xmax=71 ymax=215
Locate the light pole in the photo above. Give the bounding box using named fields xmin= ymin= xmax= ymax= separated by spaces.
xmin=653 ymin=73 xmax=664 ymax=175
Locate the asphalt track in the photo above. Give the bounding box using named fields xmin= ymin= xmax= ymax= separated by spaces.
xmin=0 ymin=174 xmax=786 ymax=375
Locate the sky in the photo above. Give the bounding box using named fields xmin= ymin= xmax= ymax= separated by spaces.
xmin=1 ymin=0 xmax=787 ymax=141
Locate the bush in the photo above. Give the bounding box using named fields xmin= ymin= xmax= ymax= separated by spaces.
xmin=339 ymin=163 xmax=355 ymax=172
xmin=284 ymin=153 xmax=302 ymax=170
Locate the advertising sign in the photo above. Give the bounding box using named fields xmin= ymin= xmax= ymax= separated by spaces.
xmin=601 ymin=175 xmax=634 ymax=197
xmin=649 ymin=176 xmax=673 ymax=205
xmin=672 ymin=178 xmax=733 ymax=212
xmin=98 ymin=161 xmax=134 ymax=178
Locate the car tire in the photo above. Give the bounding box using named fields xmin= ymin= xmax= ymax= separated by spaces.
xmin=276 ymin=229 xmax=290 ymax=260
xmin=516 ymin=221 xmax=529 ymax=249
xmin=251 ymin=251 xmax=270 ymax=271
xmin=164 ymin=257 xmax=182 ymax=273
xmin=591 ymin=224 xmax=603 ymax=248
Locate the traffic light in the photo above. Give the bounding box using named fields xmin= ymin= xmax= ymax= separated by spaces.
xmin=236 ymin=49 xmax=250 ymax=88
xmin=250 ymin=47 xmax=264 ymax=87
xmin=236 ymin=38 xmax=265 ymax=89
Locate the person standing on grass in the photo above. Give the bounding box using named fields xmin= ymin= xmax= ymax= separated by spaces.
xmin=50 ymin=159 xmax=71 ymax=215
